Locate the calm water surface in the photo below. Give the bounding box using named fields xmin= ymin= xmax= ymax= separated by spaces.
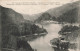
xmin=28 ymin=24 xmax=62 ymax=51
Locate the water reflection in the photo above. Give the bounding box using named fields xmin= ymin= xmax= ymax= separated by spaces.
xmin=28 ymin=24 xmax=62 ymax=51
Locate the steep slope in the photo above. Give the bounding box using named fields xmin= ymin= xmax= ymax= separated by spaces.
xmin=0 ymin=5 xmax=1 ymax=51
xmin=47 ymin=1 xmax=79 ymax=17
xmin=34 ymin=12 xmax=56 ymax=23
xmin=57 ymin=7 xmax=78 ymax=23
xmin=23 ymin=1 xmax=79 ymax=23
xmin=0 ymin=6 xmax=34 ymax=51
xmin=23 ymin=13 xmax=42 ymax=22
xmin=0 ymin=6 xmax=47 ymax=50
xmin=1 ymin=6 xmax=24 ymax=25
xmin=1 ymin=6 xmax=25 ymax=37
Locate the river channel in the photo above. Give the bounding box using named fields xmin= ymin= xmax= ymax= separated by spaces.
xmin=28 ymin=24 xmax=62 ymax=51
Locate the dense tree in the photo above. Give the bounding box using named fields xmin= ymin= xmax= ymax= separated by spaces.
xmin=59 ymin=25 xmax=79 ymax=35
xmin=57 ymin=8 xmax=78 ymax=24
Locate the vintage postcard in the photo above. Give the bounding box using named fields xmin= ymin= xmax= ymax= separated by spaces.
xmin=0 ymin=0 xmax=80 ymax=51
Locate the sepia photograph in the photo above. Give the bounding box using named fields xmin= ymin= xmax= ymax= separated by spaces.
xmin=0 ymin=0 xmax=80 ymax=51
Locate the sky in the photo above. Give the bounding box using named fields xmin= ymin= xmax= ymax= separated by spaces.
xmin=0 ymin=0 xmax=79 ymax=15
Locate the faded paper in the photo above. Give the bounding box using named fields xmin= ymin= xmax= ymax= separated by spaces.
xmin=0 ymin=0 xmax=80 ymax=51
